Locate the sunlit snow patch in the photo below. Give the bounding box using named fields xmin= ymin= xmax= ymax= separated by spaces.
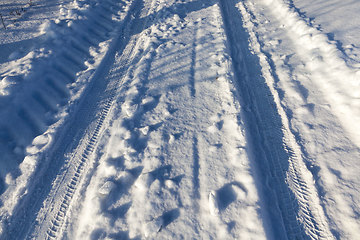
xmin=209 ymin=190 xmax=220 ymax=216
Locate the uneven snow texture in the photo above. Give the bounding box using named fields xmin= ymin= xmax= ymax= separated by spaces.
xmin=0 ymin=0 xmax=360 ymax=239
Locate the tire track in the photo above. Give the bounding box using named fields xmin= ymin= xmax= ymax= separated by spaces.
xmin=45 ymin=0 xmax=159 ymax=239
xmin=0 ymin=0 xmax=147 ymax=239
xmin=218 ymin=0 xmax=331 ymax=239
xmin=46 ymin=96 xmax=113 ymax=240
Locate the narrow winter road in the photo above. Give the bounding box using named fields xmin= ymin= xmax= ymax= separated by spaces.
xmin=1 ymin=0 xmax=360 ymax=239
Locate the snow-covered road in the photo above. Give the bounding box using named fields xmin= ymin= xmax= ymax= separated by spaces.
xmin=1 ymin=0 xmax=359 ymax=239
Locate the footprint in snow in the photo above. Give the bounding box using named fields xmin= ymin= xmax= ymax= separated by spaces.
xmin=209 ymin=182 xmax=247 ymax=216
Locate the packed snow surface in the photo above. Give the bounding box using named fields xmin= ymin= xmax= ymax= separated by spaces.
xmin=0 ymin=0 xmax=360 ymax=239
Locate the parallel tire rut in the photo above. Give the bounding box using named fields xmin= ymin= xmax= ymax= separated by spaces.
xmin=46 ymin=96 xmax=113 ymax=239
xmin=0 ymin=0 xmax=141 ymax=239
xmin=218 ymin=0 xmax=330 ymax=239
xmin=44 ymin=0 xmax=157 ymax=239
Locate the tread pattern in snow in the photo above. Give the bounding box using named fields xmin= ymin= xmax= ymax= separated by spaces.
xmin=219 ymin=0 xmax=330 ymax=239
xmin=0 ymin=0 xmax=141 ymax=239
xmin=44 ymin=0 xmax=158 ymax=239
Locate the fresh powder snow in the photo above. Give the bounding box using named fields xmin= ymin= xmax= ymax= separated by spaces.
xmin=0 ymin=0 xmax=359 ymax=239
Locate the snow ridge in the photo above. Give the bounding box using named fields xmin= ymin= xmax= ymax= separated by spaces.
xmin=267 ymin=0 xmax=360 ymax=147
xmin=243 ymin=0 xmax=360 ymax=238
